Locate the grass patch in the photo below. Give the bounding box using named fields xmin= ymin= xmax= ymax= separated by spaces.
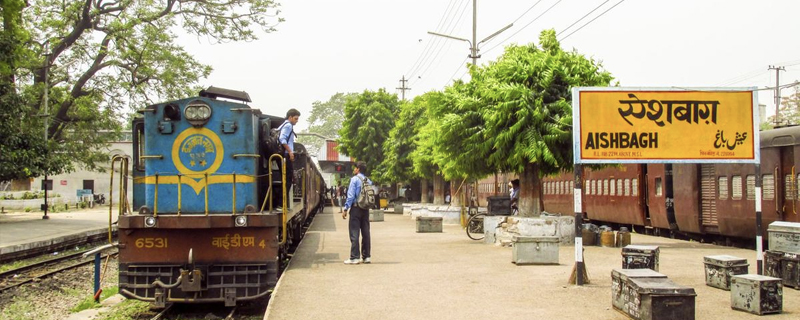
xmin=96 ymin=299 xmax=151 ymax=320
xmin=0 ymin=243 xmax=99 ymax=273
xmin=70 ymin=286 xmax=120 ymax=313
xmin=0 ymin=299 xmax=37 ymax=320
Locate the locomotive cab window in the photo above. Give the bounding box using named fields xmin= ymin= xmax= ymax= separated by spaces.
xmin=718 ymin=176 xmax=728 ymax=200
xmin=731 ymin=176 xmax=742 ymax=200
xmin=763 ymin=174 xmax=775 ymax=201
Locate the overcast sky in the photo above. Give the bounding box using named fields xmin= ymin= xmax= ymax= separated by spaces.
xmin=179 ymin=0 xmax=800 ymax=131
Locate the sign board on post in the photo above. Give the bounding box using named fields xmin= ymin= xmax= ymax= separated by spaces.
xmin=572 ymin=87 xmax=759 ymax=164
xmin=569 ymin=87 xmax=760 ymax=286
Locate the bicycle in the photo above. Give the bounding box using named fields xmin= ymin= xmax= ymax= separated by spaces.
xmin=465 ymin=205 xmax=485 ymax=240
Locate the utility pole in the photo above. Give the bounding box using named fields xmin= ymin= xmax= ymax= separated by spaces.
xmin=396 ymin=76 xmax=411 ymax=101
xmin=42 ymin=53 xmax=50 ymax=220
xmin=428 ymin=0 xmax=513 ymax=73
xmin=769 ymin=65 xmax=786 ymax=126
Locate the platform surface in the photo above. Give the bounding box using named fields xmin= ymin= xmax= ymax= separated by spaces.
xmin=0 ymin=207 xmax=118 ymax=257
xmin=265 ymin=206 xmax=799 ymax=320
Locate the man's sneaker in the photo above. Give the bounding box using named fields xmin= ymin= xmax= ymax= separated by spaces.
xmin=362 ymin=257 xmax=371 ymax=264
xmin=344 ymin=259 xmax=360 ymax=265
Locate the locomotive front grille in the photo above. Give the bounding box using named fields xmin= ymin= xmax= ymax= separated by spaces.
xmin=120 ymin=262 xmax=278 ymax=303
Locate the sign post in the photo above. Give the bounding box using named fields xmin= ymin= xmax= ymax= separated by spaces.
xmin=571 ymin=87 xmax=759 ymax=285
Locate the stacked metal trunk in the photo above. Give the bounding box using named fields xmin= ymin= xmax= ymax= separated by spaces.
xmin=765 ymin=221 xmax=800 ymax=289
xmin=730 ymin=274 xmax=783 ymax=315
xmin=703 ymin=255 xmax=749 ymax=290
xmin=622 ymin=245 xmax=660 ymax=271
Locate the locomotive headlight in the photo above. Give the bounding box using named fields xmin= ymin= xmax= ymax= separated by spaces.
xmin=144 ymin=216 xmax=157 ymax=228
xmin=234 ymin=215 xmax=248 ymax=227
xmin=184 ymin=102 xmax=212 ymax=126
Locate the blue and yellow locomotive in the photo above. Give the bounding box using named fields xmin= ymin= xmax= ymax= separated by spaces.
xmin=116 ymin=87 xmax=324 ymax=306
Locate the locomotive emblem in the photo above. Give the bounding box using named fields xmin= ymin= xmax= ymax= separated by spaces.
xmin=172 ymin=128 xmax=225 ymax=176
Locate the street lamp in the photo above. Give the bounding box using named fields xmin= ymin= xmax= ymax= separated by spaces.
xmin=42 ymin=51 xmax=50 ymax=219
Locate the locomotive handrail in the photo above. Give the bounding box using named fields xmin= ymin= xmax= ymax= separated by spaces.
xmin=141 ymin=155 xmax=163 ymax=159
xmin=232 ymin=154 xmax=260 ymax=158
xmin=232 ymin=173 xmax=237 ymax=215
xmin=110 ymin=155 xmax=130 ymax=243
xmin=259 ymin=154 xmax=289 ymax=245
xmin=177 ymin=175 xmax=182 ymax=216
xmin=154 ymin=174 xmax=159 ymax=217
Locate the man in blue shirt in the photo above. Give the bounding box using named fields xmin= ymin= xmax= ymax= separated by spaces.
xmin=342 ymin=161 xmax=371 ymax=265
xmin=276 ymin=108 xmax=300 ymax=209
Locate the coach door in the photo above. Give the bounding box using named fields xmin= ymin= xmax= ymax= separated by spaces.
xmin=700 ymin=164 xmax=719 ymax=233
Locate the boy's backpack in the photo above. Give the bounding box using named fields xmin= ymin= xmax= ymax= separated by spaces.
xmin=264 ymin=122 xmax=290 ymax=156
xmin=356 ymin=176 xmax=376 ymax=209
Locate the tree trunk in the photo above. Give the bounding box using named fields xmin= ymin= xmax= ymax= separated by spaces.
xmin=450 ymin=179 xmax=464 ymax=207
xmin=520 ymin=162 xmax=543 ymax=216
xmin=420 ymin=179 xmax=429 ymax=203
xmin=433 ymin=174 xmax=445 ymax=205
xmin=390 ymin=183 xmax=398 ymax=199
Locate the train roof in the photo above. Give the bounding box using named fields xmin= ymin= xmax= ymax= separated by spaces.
xmin=760 ymin=125 xmax=800 ymax=148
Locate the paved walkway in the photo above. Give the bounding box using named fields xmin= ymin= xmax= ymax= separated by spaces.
xmin=0 ymin=207 xmax=118 ymax=258
xmin=265 ymin=206 xmax=799 ymax=320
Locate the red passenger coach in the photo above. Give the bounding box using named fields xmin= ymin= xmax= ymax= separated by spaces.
xmin=542 ymin=126 xmax=800 ymax=242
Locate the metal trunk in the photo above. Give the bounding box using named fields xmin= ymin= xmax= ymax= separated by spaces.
xmin=730 ymin=274 xmax=783 ymax=315
xmin=703 ymin=255 xmax=749 ymax=290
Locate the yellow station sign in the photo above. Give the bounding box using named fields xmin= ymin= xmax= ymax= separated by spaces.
xmin=572 ymin=88 xmax=759 ymax=163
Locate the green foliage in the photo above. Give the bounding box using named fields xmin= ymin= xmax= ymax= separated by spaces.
xmin=0 ymin=0 xmax=282 ymax=181
xmin=298 ymin=92 xmax=356 ymax=155
xmin=96 ymin=299 xmax=151 ymax=320
xmin=338 ymin=88 xmax=400 ymax=181
xmin=471 ymin=29 xmax=613 ymax=175
xmin=426 ymin=80 xmax=496 ymax=180
xmin=382 ymin=92 xmax=436 ymax=183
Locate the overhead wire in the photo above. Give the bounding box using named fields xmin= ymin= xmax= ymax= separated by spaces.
xmin=482 ymin=0 xmax=564 ymax=55
xmin=556 ymin=0 xmax=610 ymax=37
xmin=441 ymin=57 xmax=470 ymax=88
xmin=403 ymin=0 xmax=460 ymax=78
xmin=410 ymin=0 xmax=471 ymax=88
xmin=559 ymin=0 xmax=625 ymax=41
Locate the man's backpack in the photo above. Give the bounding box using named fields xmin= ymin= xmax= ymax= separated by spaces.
xmin=356 ymin=176 xmax=376 ymax=209
xmin=263 ymin=122 xmax=289 ymax=156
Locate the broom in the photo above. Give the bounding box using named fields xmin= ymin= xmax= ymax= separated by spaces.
xmin=568 ymin=248 xmax=590 ymax=285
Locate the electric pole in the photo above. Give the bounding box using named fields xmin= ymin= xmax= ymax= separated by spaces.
xmin=42 ymin=53 xmax=50 ymax=220
xmin=769 ymin=65 xmax=785 ymax=126
xmin=396 ymin=76 xmax=411 ymax=101
xmin=428 ymin=0 xmax=513 ymax=74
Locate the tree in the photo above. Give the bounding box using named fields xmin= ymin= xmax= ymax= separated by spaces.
xmin=298 ymin=92 xmax=355 ymax=156
xmin=471 ymin=29 xmax=613 ymax=215
xmin=9 ymin=0 xmax=282 ymax=178
xmin=382 ymin=92 xmax=433 ymax=183
xmin=0 ymin=0 xmax=69 ymax=181
xmin=338 ymin=88 xmax=399 ymax=182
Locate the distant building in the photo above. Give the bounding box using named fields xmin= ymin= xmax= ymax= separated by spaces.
xmin=3 ymin=132 xmax=133 ymax=206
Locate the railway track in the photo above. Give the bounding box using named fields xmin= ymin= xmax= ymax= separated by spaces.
xmin=0 ymin=249 xmax=117 ymax=293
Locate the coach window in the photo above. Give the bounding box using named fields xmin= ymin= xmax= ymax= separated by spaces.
xmin=746 ymin=175 xmax=756 ymax=200
xmin=732 ymin=176 xmax=743 ymax=200
xmin=617 ymin=179 xmax=623 ymax=197
xmin=569 ymin=181 xmax=573 ymax=192
xmin=624 ymin=179 xmax=631 ymax=196
xmin=655 ymin=178 xmax=662 ymax=196
xmin=610 ymin=179 xmax=616 ymax=196
xmin=584 ymin=180 xmax=589 ymax=194
xmin=718 ymin=176 xmax=729 ymax=200
xmin=602 ymin=179 xmax=608 ymax=195
xmin=763 ymin=174 xmax=775 ymax=200
xmin=632 ymin=178 xmax=639 ymax=196
xmin=786 ymin=174 xmax=796 ymax=201
xmin=592 ymin=180 xmax=597 ymax=195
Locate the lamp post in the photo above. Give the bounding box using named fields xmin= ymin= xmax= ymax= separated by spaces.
xmin=427 ymin=0 xmax=512 ymax=69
